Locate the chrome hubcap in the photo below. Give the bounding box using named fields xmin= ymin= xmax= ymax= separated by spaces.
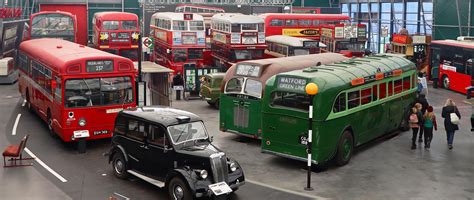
xmin=173 ymin=185 xmax=184 ymax=200
xmin=114 ymin=160 xmax=123 ymax=174
xmin=444 ymin=77 xmax=449 ymax=88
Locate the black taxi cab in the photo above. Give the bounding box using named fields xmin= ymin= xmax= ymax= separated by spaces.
xmin=108 ymin=107 xmax=245 ymax=199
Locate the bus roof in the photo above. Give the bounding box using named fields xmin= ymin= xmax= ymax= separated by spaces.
xmin=223 ymin=53 xmax=348 ymax=85
xmin=258 ymin=13 xmax=350 ymax=21
xmin=93 ymin=12 xmax=138 ymax=21
xmin=212 ymin=13 xmax=264 ymax=24
xmin=265 ymin=35 xmax=327 ymax=48
xmin=31 ymin=10 xmax=75 ymax=18
xmin=176 ymin=4 xmax=225 ymax=11
xmin=151 ymin=12 xmax=204 ymax=21
xmin=431 ymin=40 xmax=474 ymax=49
xmin=20 ymin=38 xmax=130 ymax=73
xmin=274 ymin=54 xmax=414 ymax=94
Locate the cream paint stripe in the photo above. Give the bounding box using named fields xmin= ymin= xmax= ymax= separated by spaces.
xmin=24 ymin=148 xmax=68 ymax=183
xmin=12 ymin=114 xmax=21 ymax=135
xmin=246 ymin=179 xmax=329 ymax=200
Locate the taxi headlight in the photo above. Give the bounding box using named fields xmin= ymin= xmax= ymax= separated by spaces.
xmin=78 ymin=118 xmax=86 ymax=127
xmin=199 ymin=169 xmax=208 ymax=179
xmin=229 ymin=162 xmax=237 ymax=172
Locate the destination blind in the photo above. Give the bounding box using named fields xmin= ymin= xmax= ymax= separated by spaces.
xmin=235 ymin=64 xmax=261 ymax=77
xmin=276 ymin=76 xmax=307 ymax=92
xmin=86 ymin=60 xmax=114 ymax=73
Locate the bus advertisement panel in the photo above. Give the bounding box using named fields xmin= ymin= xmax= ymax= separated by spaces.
xmin=211 ymin=13 xmax=267 ymax=70
xmin=18 ymin=38 xmax=136 ymax=142
xmin=261 ymin=54 xmax=416 ymax=166
xmin=264 ymin=35 xmax=326 ymax=58
xmin=29 ymin=11 xmax=77 ymax=43
xmin=150 ymin=12 xmax=206 ymax=74
xmin=320 ymin=24 xmax=367 ymax=57
xmin=259 ymin=13 xmax=350 ymax=40
xmin=430 ymin=37 xmax=474 ymax=94
xmin=92 ymin=12 xmax=140 ymax=61
xmin=219 ymin=53 xmax=348 ymax=138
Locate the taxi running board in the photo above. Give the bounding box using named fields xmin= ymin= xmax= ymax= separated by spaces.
xmin=127 ymin=170 xmax=165 ymax=188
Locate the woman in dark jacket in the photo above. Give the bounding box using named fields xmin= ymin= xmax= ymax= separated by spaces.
xmin=441 ymin=99 xmax=461 ymax=150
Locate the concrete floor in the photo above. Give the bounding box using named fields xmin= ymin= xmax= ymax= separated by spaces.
xmin=1 ymin=82 xmax=473 ymax=200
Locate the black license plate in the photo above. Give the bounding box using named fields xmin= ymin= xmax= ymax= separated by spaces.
xmin=94 ymin=130 xmax=109 ymax=135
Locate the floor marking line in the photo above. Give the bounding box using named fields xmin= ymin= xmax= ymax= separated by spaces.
xmin=21 ymin=100 xmax=26 ymax=107
xmin=24 ymin=148 xmax=68 ymax=183
xmin=246 ymin=179 xmax=329 ymax=200
xmin=12 ymin=114 xmax=21 ymax=136
xmin=113 ymin=192 xmax=130 ymax=200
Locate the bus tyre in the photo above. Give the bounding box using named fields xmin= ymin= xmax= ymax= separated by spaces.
xmin=47 ymin=111 xmax=57 ymax=138
xmin=214 ymin=99 xmax=220 ymax=109
xmin=168 ymin=177 xmax=192 ymax=200
xmin=442 ymin=75 xmax=449 ymax=89
xmin=335 ymin=131 xmax=354 ymax=166
xmin=112 ymin=153 xmax=129 ymax=179
xmin=26 ymin=91 xmax=33 ymax=112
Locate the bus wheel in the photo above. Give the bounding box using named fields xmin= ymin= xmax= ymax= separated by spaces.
xmin=214 ymin=99 xmax=220 ymax=109
xmin=335 ymin=131 xmax=354 ymax=166
xmin=442 ymin=75 xmax=450 ymax=89
xmin=47 ymin=111 xmax=57 ymax=138
xmin=112 ymin=153 xmax=129 ymax=179
xmin=26 ymin=91 xmax=33 ymax=112
xmin=168 ymin=177 xmax=192 ymax=200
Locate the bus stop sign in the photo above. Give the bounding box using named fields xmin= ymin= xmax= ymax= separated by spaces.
xmin=143 ymin=37 xmax=154 ymax=49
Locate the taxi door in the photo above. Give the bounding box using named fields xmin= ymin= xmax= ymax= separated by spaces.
xmin=123 ymin=118 xmax=147 ymax=172
xmin=145 ymin=124 xmax=170 ymax=178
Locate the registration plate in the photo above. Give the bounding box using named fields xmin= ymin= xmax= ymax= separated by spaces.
xmin=93 ymin=130 xmax=109 ymax=135
xmin=73 ymin=130 xmax=89 ymax=138
xmin=208 ymin=182 xmax=232 ymax=196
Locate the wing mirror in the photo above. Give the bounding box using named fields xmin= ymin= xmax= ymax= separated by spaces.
xmin=164 ymin=145 xmax=172 ymax=153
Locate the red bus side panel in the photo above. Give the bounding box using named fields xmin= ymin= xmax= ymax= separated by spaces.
xmin=40 ymin=4 xmax=88 ymax=46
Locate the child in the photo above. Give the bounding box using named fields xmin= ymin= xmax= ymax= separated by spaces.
xmin=409 ymin=107 xmax=420 ymax=149
xmin=423 ymin=106 xmax=437 ymax=149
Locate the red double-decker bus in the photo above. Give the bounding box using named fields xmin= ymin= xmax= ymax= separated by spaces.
xmin=431 ymin=37 xmax=474 ymax=94
xmin=29 ymin=11 xmax=77 ymax=43
xmin=18 ymin=38 xmax=136 ymax=142
xmin=211 ymin=13 xmax=266 ymax=70
xmin=258 ymin=13 xmax=350 ymax=40
xmin=320 ymin=23 xmax=367 ymax=57
xmin=150 ymin=12 xmax=206 ymax=74
xmin=92 ymin=12 xmax=140 ymax=61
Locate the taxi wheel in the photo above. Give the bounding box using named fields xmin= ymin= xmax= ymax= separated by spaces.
xmin=335 ymin=131 xmax=354 ymax=166
xmin=168 ymin=177 xmax=192 ymax=200
xmin=112 ymin=153 xmax=129 ymax=179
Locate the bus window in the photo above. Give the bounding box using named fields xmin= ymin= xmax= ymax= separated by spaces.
xmin=467 ymin=59 xmax=473 ymax=77
xmin=244 ymin=79 xmax=262 ymax=98
xmin=453 ymin=53 xmax=465 ymax=74
xmin=270 ymin=19 xmax=283 ymax=26
xmin=270 ymin=92 xmax=310 ymax=111
xmin=54 ymin=76 xmax=62 ymax=103
xmin=388 ymin=81 xmax=393 ymax=96
xmin=299 ymin=20 xmax=312 ymax=26
xmin=103 ymin=21 xmax=120 ymax=30
xmin=122 ymin=21 xmax=137 ymax=30
xmin=173 ymin=21 xmax=187 ymax=31
xmin=173 ymin=49 xmax=187 ymax=62
xmin=188 ymin=49 xmax=203 ymax=59
xmin=242 ymin=24 xmax=257 ymax=31
xmin=225 ymin=77 xmax=244 ymax=93
xmin=285 ymin=19 xmax=298 ymax=26
xmin=402 ymin=76 xmax=411 ymax=91
xmin=258 ymin=23 xmax=264 ymax=32
xmin=379 ymin=82 xmax=386 ymax=99
xmin=333 ymin=92 xmax=346 ymax=113
xmin=313 ymin=20 xmax=320 ymax=25
xmin=372 ymin=84 xmax=378 ymax=101
xmin=232 ymin=24 xmax=241 ymax=33
xmin=394 ymin=79 xmax=402 ymax=94
xmin=294 ymin=49 xmax=309 ymax=56
xmin=348 ymin=90 xmax=360 ymax=109
xmin=361 ymin=88 xmax=372 ymax=105
xmin=190 ymin=21 xmax=204 ymax=31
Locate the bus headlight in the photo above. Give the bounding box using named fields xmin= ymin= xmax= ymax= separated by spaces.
xmin=199 ymin=169 xmax=208 ymax=179
xmin=229 ymin=162 xmax=237 ymax=172
xmin=78 ymin=118 xmax=86 ymax=127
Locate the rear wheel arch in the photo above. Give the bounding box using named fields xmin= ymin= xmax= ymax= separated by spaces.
xmin=109 ymin=145 xmax=128 ymax=164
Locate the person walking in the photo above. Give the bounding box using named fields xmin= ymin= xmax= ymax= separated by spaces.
xmin=416 ymin=94 xmax=429 ymax=142
xmin=415 ymin=103 xmax=425 ymax=143
xmin=441 ymin=99 xmax=461 ymax=150
xmin=409 ymin=107 xmax=420 ymax=149
xmin=423 ymin=106 xmax=437 ymax=150
xmin=172 ymin=72 xmax=184 ymax=100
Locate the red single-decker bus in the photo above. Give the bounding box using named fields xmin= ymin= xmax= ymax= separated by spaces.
xmin=18 ymin=38 xmax=136 ymax=142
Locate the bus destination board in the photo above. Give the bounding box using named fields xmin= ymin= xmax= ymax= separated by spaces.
xmin=276 ymin=77 xmax=307 ymax=92
xmin=86 ymin=60 xmax=114 ymax=72
xmin=235 ymin=64 xmax=261 ymax=77
xmin=303 ymin=41 xmax=319 ymax=48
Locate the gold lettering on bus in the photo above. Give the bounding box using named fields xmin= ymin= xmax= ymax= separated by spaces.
xmin=282 ymin=29 xmax=320 ymax=36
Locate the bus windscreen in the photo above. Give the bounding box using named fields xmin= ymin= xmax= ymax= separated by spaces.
xmin=31 ymin=14 xmax=74 ymax=41
xmin=65 ymin=76 xmax=133 ymax=108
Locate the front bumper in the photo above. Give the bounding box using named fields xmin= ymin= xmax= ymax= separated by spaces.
xmin=195 ymin=179 xmax=245 ymax=198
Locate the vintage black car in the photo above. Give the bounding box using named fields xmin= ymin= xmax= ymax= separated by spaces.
xmin=108 ymin=106 xmax=245 ymax=200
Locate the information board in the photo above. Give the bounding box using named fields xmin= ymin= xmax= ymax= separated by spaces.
xmin=276 ymin=77 xmax=307 ymax=92
xmin=86 ymin=60 xmax=113 ymax=73
xmin=235 ymin=64 xmax=261 ymax=77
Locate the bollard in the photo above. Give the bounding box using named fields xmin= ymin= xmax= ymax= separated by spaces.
xmin=304 ymin=83 xmax=318 ymax=191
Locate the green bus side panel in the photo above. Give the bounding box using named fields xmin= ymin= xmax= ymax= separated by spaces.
xmin=220 ymin=94 xmax=262 ymax=137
